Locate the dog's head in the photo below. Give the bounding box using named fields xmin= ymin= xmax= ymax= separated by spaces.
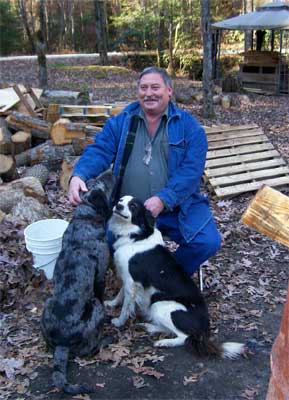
xmin=86 ymin=169 xmax=116 ymax=200
xmin=109 ymin=195 xmax=155 ymax=240
xmin=80 ymin=170 xmax=116 ymax=220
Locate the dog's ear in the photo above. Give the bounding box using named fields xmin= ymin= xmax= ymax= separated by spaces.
xmin=84 ymin=189 xmax=111 ymax=219
xmin=141 ymin=209 xmax=155 ymax=232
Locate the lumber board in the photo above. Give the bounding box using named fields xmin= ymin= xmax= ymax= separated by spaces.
xmin=205 ymin=150 xmax=281 ymax=168
xmin=214 ymin=176 xmax=289 ymax=198
xmin=206 ymin=142 xmax=274 ymax=159
xmin=205 ymin=158 xmax=286 ymax=178
xmin=206 ymin=128 xmax=264 ymax=143
xmin=205 ymin=124 xmax=259 ymax=134
xmin=208 ymin=134 xmax=269 ymax=150
xmin=210 ymin=166 xmax=289 ymax=187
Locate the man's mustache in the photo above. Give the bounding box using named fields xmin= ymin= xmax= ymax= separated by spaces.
xmin=144 ymin=96 xmax=158 ymax=101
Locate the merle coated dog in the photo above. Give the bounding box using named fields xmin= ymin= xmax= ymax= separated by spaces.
xmin=41 ymin=170 xmax=115 ymax=395
xmin=106 ymin=195 xmax=245 ymax=359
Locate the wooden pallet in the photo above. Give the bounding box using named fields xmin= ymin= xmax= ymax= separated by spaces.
xmin=204 ymin=124 xmax=289 ymax=198
xmin=46 ymin=103 xmax=126 ymax=124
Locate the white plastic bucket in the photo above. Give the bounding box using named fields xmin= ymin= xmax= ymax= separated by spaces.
xmin=24 ymin=219 xmax=69 ymax=279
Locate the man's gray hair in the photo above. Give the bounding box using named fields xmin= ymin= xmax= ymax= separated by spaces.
xmin=138 ymin=66 xmax=173 ymax=88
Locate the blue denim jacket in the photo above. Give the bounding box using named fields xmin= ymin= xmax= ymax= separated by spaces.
xmin=73 ymin=101 xmax=213 ymax=243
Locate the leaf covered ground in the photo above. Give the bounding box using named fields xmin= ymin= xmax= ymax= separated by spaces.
xmin=0 ymin=57 xmax=289 ymax=400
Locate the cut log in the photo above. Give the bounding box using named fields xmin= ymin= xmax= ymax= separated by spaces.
xmin=0 ymin=176 xmax=46 ymax=213
xmin=15 ymin=140 xmax=77 ymax=168
xmin=60 ymin=156 xmax=80 ymax=192
xmin=50 ymin=118 xmax=85 ymax=145
xmin=71 ymin=136 xmax=94 ymax=155
xmin=23 ymin=163 xmax=50 ymax=187
xmin=85 ymin=125 xmax=102 ymax=137
xmin=6 ymin=111 xmax=51 ymax=134
xmin=0 ymin=119 xmax=12 ymax=154
xmin=11 ymin=131 xmax=31 ymax=154
xmin=241 ymin=185 xmax=289 ymax=248
xmin=50 ymin=118 xmax=101 ymax=145
xmin=0 ymin=154 xmax=17 ymax=182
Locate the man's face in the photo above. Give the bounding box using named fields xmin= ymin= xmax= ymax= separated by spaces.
xmin=137 ymin=72 xmax=173 ymax=115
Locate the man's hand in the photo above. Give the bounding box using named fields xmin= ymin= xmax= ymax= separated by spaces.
xmin=144 ymin=196 xmax=164 ymax=218
xmin=68 ymin=176 xmax=88 ymax=205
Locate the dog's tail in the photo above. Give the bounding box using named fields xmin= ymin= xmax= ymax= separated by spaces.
xmin=53 ymin=346 xmax=92 ymax=395
xmin=185 ymin=336 xmax=245 ymax=359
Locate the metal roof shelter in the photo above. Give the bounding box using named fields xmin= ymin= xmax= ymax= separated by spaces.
xmin=212 ymin=1 xmax=289 ymax=94
xmin=213 ymin=1 xmax=289 ymax=30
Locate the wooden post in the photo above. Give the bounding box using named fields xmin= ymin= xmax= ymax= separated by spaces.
xmin=266 ymin=281 xmax=289 ymax=400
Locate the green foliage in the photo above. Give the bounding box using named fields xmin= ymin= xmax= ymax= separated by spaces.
xmin=0 ymin=0 xmax=23 ymax=55
xmin=110 ymin=0 xmax=158 ymax=50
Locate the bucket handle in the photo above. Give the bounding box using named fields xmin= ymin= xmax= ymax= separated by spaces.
xmin=36 ymin=255 xmax=59 ymax=270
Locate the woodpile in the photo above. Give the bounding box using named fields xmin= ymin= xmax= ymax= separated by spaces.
xmin=0 ymin=85 xmax=124 ymax=224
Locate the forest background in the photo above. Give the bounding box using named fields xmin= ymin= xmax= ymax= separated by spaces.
xmin=0 ymin=0 xmax=267 ymax=77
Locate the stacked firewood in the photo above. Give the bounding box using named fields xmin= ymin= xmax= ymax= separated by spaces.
xmin=0 ymin=101 xmax=125 ymax=224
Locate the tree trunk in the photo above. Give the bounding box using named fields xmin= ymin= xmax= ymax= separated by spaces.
xmin=36 ymin=30 xmax=48 ymax=89
xmin=58 ymin=0 xmax=65 ymax=50
xmin=157 ymin=6 xmax=165 ymax=68
xmin=94 ymin=0 xmax=109 ymax=65
xmin=201 ymin=0 xmax=215 ymax=118
xmin=167 ymin=1 xmax=175 ymax=77
xmin=18 ymin=0 xmax=36 ymax=53
xmin=46 ymin=0 xmax=53 ymax=48
xmin=39 ymin=0 xmax=47 ymax=45
xmin=244 ymin=0 xmax=253 ymax=52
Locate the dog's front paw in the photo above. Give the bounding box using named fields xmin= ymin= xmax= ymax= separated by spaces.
xmin=111 ymin=317 xmax=124 ymax=327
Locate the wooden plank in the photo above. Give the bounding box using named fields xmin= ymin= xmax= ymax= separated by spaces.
xmin=205 ymin=150 xmax=281 ymax=168
xmin=205 ymin=124 xmax=259 ymax=134
xmin=208 ymin=134 xmax=269 ymax=150
xmin=13 ymin=85 xmax=38 ymax=118
xmin=210 ymin=166 xmax=289 ymax=187
xmin=24 ymin=84 xmax=43 ymax=109
xmin=206 ymin=142 xmax=274 ymax=160
xmin=205 ymin=158 xmax=286 ymax=178
xmin=207 ymin=128 xmax=264 ymax=143
xmin=215 ymin=176 xmax=289 ymax=198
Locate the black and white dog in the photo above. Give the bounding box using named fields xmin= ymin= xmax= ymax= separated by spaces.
xmin=41 ymin=170 xmax=115 ymax=395
xmin=106 ymin=195 xmax=245 ymax=359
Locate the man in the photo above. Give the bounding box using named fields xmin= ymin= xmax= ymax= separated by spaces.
xmin=69 ymin=66 xmax=221 ymax=276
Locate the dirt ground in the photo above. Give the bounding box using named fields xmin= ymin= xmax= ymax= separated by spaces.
xmin=1 ymin=58 xmax=289 ymax=400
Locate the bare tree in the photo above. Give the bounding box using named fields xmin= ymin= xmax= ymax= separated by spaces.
xmin=201 ymin=0 xmax=215 ymax=118
xmin=157 ymin=3 xmax=165 ymax=68
xmin=17 ymin=0 xmax=36 ymax=53
xmin=167 ymin=0 xmax=175 ymax=77
xmin=94 ymin=0 xmax=109 ymax=65
xmin=36 ymin=29 xmax=48 ymax=88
